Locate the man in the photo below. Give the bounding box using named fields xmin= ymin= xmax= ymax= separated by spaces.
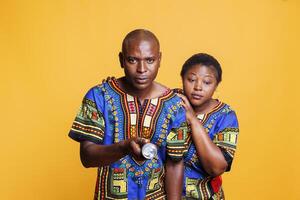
xmin=69 ymin=29 xmax=186 ymax=200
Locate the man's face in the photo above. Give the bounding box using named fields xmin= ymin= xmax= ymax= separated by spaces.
xmin=120 ymin=38 xmax=161 ymax=92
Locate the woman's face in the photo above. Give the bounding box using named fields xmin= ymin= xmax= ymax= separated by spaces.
xmin=182 ymin=64 xmax=218 ymax=108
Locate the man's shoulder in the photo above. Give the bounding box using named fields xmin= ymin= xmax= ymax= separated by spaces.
xmin=84 ymin=77 xmax=116 ymax=99
xmin=154 ymin=81 xmax=168 ymax=90
xmin=90 ymin=76 xmax=117 ymax=91
xmin=152 ymin=81 xmax=169 ymax=96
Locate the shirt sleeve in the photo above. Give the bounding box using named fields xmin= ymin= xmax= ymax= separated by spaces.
xmin=166 ymin=105 xmax=190 ymax=161
xmin=213 ymin=111 xmax=239 ymax=171
xmin=68 ymin=87 xmax=105 ymax=144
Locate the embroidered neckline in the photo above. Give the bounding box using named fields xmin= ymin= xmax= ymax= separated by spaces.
xmin=110 ymin=77 xmax=172 ymax=101
xmin=196 ymin=101 xmax=224 ymax=124
xmin=105 ymin=78 xmax=177 ymax=142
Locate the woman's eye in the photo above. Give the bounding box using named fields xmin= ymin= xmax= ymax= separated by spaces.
xmin=204 ymin=81 xmax=211 ymax=85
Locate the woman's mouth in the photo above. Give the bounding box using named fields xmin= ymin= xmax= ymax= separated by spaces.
xmin=191 ymin=94 xmax=203 ymax=100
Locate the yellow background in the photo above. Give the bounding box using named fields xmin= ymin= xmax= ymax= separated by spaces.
xmin=1 ymin=0 xmax=299 ymax=199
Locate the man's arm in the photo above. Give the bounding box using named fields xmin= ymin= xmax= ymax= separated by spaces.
xmin=165 ymin=158 xmax=183 ymax=200
xmin=80 ymin=138 xmax=148 ymax=168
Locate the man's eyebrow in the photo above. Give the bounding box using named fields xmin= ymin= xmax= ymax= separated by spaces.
xmin=126 ymin=56 xmax=137 ymax=59
xmin=145 ymin=55 xmax=157 ymax=58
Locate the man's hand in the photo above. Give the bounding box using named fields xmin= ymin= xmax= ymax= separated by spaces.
xmin=80 ymin=137 xmax=150 ymax=167
xmin=121 ymin=137 xmax=150 ymax=161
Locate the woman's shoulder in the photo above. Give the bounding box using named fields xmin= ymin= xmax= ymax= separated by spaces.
xmin=218 ymin=101 xmax=237 ymax=116
xmin=214 ymin=101 xmax=239 ymax=128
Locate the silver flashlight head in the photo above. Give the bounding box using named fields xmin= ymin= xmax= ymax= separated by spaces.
xmin=142 ymin=143 xmax=157 ymax=159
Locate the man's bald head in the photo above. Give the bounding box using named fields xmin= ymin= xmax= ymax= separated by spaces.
xmin=121 ymin=29 xmax=160 ymax=53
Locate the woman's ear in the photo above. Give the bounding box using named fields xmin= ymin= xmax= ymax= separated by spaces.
xmin=159 ymin=52 xmax=162 ymax=62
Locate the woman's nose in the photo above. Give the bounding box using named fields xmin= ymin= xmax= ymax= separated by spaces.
xmin=194 ymin=81 xmax=202 ymax=90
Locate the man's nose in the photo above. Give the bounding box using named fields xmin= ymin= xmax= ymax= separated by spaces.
xmin=137 ymin=61 xmax=147 ymax=73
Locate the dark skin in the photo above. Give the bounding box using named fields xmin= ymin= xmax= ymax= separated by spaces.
xmin=80 ymin=138 xmax=149 ymax=167
xmin=118 ymin=32 xmax=163 ymax=104
xmin=178 ymin=64 xmax=228 ymax=177
xmin=165 ymin=159 xmax=184 ymax=199
xmin=80 ymin=30 xmax=183 ymax=200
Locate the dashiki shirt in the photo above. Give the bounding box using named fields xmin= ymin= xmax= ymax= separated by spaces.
xmin=68 ymin=78 xmax=186 ymax=200
xmin=182 ymin=101 xmax=239 ymax=200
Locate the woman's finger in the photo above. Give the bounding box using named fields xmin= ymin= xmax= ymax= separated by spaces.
xmin=178 ymin=94 xmax=189 ymax=104
xmin=181 ymin=101 xmax=188 ymax=109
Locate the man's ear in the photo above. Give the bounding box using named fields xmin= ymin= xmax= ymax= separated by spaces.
xmin=158 ymin=52 xmax=162 ymax=68
xmin=159 ymin=52 xmax=162 ymax=62
xmin=119 ymin=52 xmax=124 ymax=68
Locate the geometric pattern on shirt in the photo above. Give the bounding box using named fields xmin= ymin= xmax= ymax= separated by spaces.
xmin=145 ymin=166 xmax=167 ymax=200
xmin=108 ymin=79 xmax=171 ymax=141
xmin=94 ymin=166 xmax=128 ymax=200
xmin=184 ymin=102 xmax=239 ymax=199
xmin=96 ymin=79 xmax=186 ymax=198
xmin=70 ymin=78 xmax=186 ymax=200
xmin=94 ymin=157 xmax=167 ymax=200
xmin=71 ymin=98 xmax=105 ymax=142
xmin=214 ymin=127 xmax=239 ymax=159
xmin=185 ymin=176 xmax=224 ymax=200
xmin=166 ymin=122 xmax=190 ymax=161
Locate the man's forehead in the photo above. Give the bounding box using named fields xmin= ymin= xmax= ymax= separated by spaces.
xmin=127 ymin=38 xmax=157 ymax=47
xmin=123 ymin=38 xmax=159 ymax=55
xmin=122 ymin=29 xmax=160 ymax=53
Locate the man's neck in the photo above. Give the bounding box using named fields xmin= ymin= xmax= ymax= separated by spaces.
xmin=118 ymin=77 xmax=167 ymax=103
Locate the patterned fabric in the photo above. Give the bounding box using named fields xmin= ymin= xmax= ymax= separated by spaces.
xmin=69 ymin=78 xmax=186 ymax=200
xmin=166 ymin=121 xmax=190 ymax=161
xmin=183 ymin=101 xmax=239 ymax=200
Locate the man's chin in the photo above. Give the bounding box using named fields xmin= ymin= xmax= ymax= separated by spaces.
xmin=132 ymin=83 xmax=150 ymax=91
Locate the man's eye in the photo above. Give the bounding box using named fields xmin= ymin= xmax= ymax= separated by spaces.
xmin=146 ymin=59 xmax=154 ymax=64
xmin=127 ymin=58 xmax=136 ymax=64
xmin=188 ymin=78 xmax=195 ymax=82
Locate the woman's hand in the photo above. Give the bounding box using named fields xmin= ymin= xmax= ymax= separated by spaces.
xmin=177 ymin=93 xmax=197 ymax=125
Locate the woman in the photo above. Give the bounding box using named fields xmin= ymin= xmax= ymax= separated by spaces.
xmin=177 ymin=53 xmax=239 ymax=199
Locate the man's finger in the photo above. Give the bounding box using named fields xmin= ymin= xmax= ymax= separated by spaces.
xmin=130 ymin=140 xmax=142 ymax=155
xmin=135 ymin=137 xmax=149 ymax=146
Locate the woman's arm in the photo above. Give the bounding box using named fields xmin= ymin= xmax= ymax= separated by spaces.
xmin=189 ymin=117 xmax=227 ymax=177
xmin=178 ymin=94 xmax=227 ymax=177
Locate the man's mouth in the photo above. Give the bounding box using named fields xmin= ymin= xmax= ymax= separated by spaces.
xmin=135 ymin=77 xmax=148 ymax=84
